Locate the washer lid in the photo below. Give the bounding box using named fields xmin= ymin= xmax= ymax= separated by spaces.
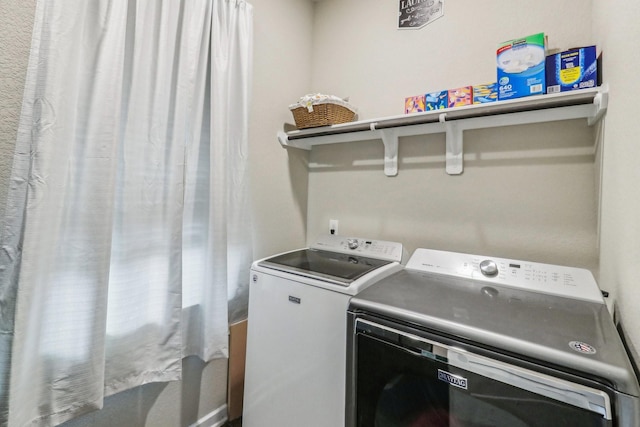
xmin=259 ymin=248 xmax=392 ymax=286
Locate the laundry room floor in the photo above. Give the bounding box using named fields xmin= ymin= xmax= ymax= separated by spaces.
xmin=223 ymin=418 xmax=242 ymax=427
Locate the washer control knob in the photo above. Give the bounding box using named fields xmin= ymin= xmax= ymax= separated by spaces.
xmin=479 ymin=260 xmax=499 ymax=277
xmin=347 ymin=238 xmax=359 ymax=250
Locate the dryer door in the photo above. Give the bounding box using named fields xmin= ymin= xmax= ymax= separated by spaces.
xmin=351 ymin=319 xmax=613 ymax=427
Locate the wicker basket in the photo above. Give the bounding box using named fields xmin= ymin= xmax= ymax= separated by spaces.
xmin=290 ymin=101 xmax=356 ymax=129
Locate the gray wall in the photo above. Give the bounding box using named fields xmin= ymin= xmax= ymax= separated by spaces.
xmin=0 ymin=0 xmax=36 ymax=220
xmin=592 ymin=0 xmax=640 ymax=364
xmin=248 ymin=0 xmax=312 ymax=260
xmin=307 ymin=0 xmax=599 ymax=270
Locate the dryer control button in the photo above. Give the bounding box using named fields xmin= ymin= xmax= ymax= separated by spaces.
xmin=347 ymin=238 xmax=359 ymax=250
xmin=479 ymin=260 xmax=499 ymax=277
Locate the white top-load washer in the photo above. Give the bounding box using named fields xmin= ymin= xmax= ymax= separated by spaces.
xmin=243 ymin=235 xmax=405 ymax=427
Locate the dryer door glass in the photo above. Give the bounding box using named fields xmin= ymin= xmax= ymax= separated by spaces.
xmin=353 ymin=323 xmax=612 ymax=427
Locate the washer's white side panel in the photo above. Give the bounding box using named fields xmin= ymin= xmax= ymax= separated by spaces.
xmin=243 ymin=271 xmax=351 ymax=427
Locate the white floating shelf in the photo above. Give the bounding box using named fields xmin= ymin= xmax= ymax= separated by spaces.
xmin=277 ymin=86 xmax=608 ymax=176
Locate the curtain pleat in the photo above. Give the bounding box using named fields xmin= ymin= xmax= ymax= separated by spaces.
xmin=0 ymin=0 xmax=253 ymax=426
xmin=182 ymin=0 xmax=255 ymax=361
xmin=103 ymin=0 xmax=189 ymax=396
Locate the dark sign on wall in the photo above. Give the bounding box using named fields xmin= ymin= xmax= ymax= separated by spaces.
xmin=398 ymin=0 xmax=444 ymax=30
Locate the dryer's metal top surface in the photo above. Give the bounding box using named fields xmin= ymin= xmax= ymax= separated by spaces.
xmin=349 ymin=268 xmax=640 ymax=396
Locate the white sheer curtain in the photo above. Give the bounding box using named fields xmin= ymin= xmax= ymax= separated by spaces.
xmin=0 ymin=0 xmax=253 ymax=426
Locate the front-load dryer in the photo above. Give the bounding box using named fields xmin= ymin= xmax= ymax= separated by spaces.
xmin=347 ymin=248 xmax=640 ymax=426
xmin=243 ymin=235 xmax=405 ymax=427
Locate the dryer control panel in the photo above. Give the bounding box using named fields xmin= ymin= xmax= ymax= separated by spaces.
xmin=311 ymin=235 xmax=405 ymax=262
xmin=406 ymin=248 xmax=603 ymax=303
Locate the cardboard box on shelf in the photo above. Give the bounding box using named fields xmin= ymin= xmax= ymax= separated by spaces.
xmin=448 ymin=86 xmax=472 ymax=108
xmin=473 ymin=82 xmax=498 ymax=104
xmin=404 ymin=94 xmax=426 ymax=113
xmin=497 ymin=32 xmax=546 ymax=100
xmin=546 ymin=46 xmax=600 ymax=93
xmin=425 ymin=90 xmax=448 ymax=110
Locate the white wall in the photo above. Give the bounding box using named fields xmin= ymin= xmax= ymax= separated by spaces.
xmin=306 ymin=0 xmax=600 ymax=272
xmin=593 ymin=0 xmax=640 ymax=363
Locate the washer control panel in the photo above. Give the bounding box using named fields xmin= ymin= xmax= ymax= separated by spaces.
xmin=311 ymin=235 xmax=404 ymax=262
xmin=406 ymin=248 xmax=603 ymax=303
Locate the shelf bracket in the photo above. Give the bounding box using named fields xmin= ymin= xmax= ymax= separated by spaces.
xmin=276 ymin=131 xmax=291 ymax=147
xmin=444 ymin=120 xmax=464 ymax=175
xmin=379 ymin=129 xmax=399 ymax=177
xmin=588 ymin=86 xmax=609 ymax=126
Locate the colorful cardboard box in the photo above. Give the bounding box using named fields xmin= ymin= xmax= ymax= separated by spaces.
xmin=545 ymin=46 xmax=599 ymax=93
xmin=473 ymin=82 xmax=498 ymax=104
xmin=497 ymin=32 xmax=546 ymax=100
xmin=404 ymin=95 xmax=426 ymax=113
xmin=448 ymin=86 xmax=472 ymax=108
xmin=425 ymin=90 xmax=448 ymax=110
